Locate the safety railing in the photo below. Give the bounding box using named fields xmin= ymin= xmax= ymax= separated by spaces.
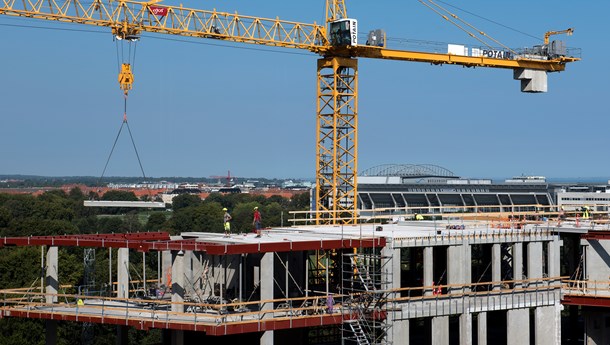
xmin=0 ymin=276 xmax=567 ymax=329
xmin=562 ymin=280 xmax=610 ymax=298
xmin=289 ymin=204 xmax=610 ymax=227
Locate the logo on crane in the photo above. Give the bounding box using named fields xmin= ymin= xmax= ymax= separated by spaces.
xmin=149 ymin=6 xmax=168 ymax=17
xmin=350 ymin=20 xmax=358 ymax=46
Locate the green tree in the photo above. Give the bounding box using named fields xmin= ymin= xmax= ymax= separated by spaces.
xmin=171 ymin=194 xmax=202 ymax=211
xmin=101 ymin=190 xmax=138 ymax=201
xmin=263 ymin=202 xmax=284 ymax=227
xmin=290 ymin=191 xmax=310 ymax=210
xmin=145 ymin=212 xmax=169 ymax=232
xmin=232 ymin=202 xmax=260 ymax=233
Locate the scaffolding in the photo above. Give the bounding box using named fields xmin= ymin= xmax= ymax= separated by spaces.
xmin=342 ymin=249 xmax=392 ymax=345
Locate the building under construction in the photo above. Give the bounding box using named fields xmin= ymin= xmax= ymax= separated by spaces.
xmin=2 ymin=205 xmax=610 ymax=344
xmin=0 ymin=0 xmax=589 ymax=344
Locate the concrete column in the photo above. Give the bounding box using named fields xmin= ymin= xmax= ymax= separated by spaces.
xmin=432 ymin=316 xmax=449 ymax=345
xmin=547 ymin=239 xmax=560 ymax=285
xmin=535 ymin=306 xmax=559 ymax=345
xmin=225 ymin=255 xmax=239 ymax=293
xmin=171 ymin=250 xmax=185 ymax=313
xmin=201 ymin=254 xmax=213 ymax=296
xmin=507 ymin=309 xmax=529 ymax=345
xmin=528 ymin=242 xmax=543 ymax=282
xmin=512 ymin=243 xmax=523 ymax=288
xmin=161 ymin=250 xmax=172 ymax=288
xmin=117 ymin=248 xmax=129 ymax=299
xmin=261 ymin=252 xmax=274 ymax=345
xmin=477 ymin=312 xmax=487 ymax=345
xmin=192 ymin=252 xmax=203 ymax=294
xmin=183 ymin=251 xmax=193 ymax=295
xmin=492 ymin=244 xmax=501 ymax=291
xmin=45 ymin=320 xmax=57 ymax=345
xmin=448 ymin=245 xmax=464 ymax=294
xmin=381 ymin=246 xmax=401 ymax=294
xmin=460 ymin=313 xmax=473 ymax=345
xmin=389 ymin=313 xmax=408 ymax=345
xmin=423 ymin=246 xmax=433 ymax=296
xmin=45 ymin=246 xmax=58 ymax=304
xmin=464 ymin=241 xmax=472 ymax=292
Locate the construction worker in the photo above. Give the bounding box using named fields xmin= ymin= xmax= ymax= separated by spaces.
xmin=583 ymin=206 xmax=590 ymax=219
xmin=223 ymin=208 xmax=232 ymax=236
xmin=253 ymin=206 xmax=262 ymax=238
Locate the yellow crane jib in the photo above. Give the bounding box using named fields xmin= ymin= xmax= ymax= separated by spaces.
xmin=118 ymin=63 xmax=134 ymax=95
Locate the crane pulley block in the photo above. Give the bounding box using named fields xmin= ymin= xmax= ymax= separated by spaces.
xmin=118 ymin=63 xmax=134 ymax=95
xmin=112 ymin=24 xmax=141 ymax=41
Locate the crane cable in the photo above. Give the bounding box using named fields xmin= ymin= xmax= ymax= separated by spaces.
xmin=419 ymin=0 xmax=517 ymax=56
xmin=96 ymin=94 xmax=148 ymax=187
xmin=96 ymin=35 xmax=148 ymax=193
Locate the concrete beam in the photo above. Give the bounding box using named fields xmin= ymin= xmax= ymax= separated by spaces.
xmin=117 ymin=248 xmax=129 ymax=299
xmin=45 ymin=246 xmax=58 ymax=304
xmin=83 ymin=200 xmax=165 ymax=208
xmin=507 ymin=309 xmax=529 ymax=345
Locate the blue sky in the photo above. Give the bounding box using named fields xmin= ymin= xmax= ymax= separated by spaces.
xmin=0 ymin=1 xmax=607 ymax=180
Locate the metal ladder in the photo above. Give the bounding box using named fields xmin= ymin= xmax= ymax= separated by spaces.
xmin=346 ymin=319 xmax=371 ymax=345
xmin=352 ymin=256 xmax=376 ymax=292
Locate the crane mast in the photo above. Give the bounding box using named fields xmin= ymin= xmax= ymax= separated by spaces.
xmin=1 ymin=0 xmax=580 ymax=225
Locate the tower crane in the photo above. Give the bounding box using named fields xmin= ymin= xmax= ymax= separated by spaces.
xmin=0 ymin=0 xmax=579 ymax=225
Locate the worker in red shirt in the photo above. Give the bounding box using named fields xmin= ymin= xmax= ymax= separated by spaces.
xmin=253 ymin=207 xmax=262 ymax=238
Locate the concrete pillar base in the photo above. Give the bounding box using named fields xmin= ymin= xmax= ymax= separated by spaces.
xmin=507 ymin=309 xmax=530 ymax=345
xmin=460 ymin=313 xmax=472 ymax=345
xmin=261 ymin=330 xmax=273 ymax=345
xmin=432 ymin=316 xmax=449 ymax=345
xmin=477 ymin=312 xmax=487 ymax=345
xmin=535 ymin=305 xmax=559 ymax=345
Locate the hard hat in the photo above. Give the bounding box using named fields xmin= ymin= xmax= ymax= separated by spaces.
xmin=223 ymin=208 xmax=227 ymax=211
xmin=254 ymin=207 xmax=258 ymax=210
